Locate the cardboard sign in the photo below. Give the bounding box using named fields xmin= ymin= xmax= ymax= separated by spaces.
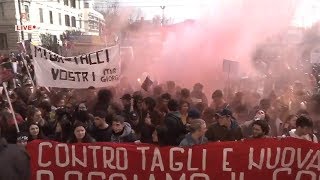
xmin=223 ymin=59 xmax=239 ymax=74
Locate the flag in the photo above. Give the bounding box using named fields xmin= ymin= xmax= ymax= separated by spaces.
xmin=141 ymin=76 xmax=153 ymax=91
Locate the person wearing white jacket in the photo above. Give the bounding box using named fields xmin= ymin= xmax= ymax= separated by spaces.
xmin=284 ymin=115 xmax=318 ymax=143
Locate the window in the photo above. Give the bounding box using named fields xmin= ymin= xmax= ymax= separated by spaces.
xmin=84 ymin=2 xmax=89 ymax=8
xmin=0 ymin=2 xmax=4 ymax=17
xmin=0 ymin=33 xmax=8 ymax=50
xmin=70 ymin=0 xmax=76 ymax=8
xmin=49 ymin=11 xmax=53 ymax=24
xmin=64 ymin=0 xmax=68 ymax=6
xmin=39 ymin=8 xmax=43 ymax=23
xmin=59 ymin=13 xmax=62 ymax=25
xmin=24 ymin=5 xmax=30 ymax=21
xmin=71 ymin=16 xmax=76 ymax=27
xmin=57 ymin=0 xmax=60 ymax=2
xmin=65 ymin=15 xmax=70 ymax=26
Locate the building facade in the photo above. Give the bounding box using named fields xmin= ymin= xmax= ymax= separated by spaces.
xmin=0 ymin=0 xmax=105 ymax=54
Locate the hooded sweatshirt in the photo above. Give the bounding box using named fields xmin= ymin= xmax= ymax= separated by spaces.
xmin=0 ymin=138 xmax=30 ymax=180
xmin=287 ymin=129 xmax=318 ymax=143
xmin=109 ymin=122 xmax=136 ymax=143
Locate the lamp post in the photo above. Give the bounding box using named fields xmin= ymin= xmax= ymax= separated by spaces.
xmin=160 ymin=6 xmax=166 ymax=26
xmin=17 ymin=0 xmax=24 ymax=40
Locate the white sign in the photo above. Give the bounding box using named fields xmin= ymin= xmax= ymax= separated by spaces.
xmin=31 ymin=44 xmax=121 ymax=88
xmin=15 ymin=25 xmax=39 ymax=31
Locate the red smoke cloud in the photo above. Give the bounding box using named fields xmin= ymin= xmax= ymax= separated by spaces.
xmin=130 ymin=0 xmax=299 ymax=92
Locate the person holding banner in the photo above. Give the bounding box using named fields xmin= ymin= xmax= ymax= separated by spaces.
xmin=90 ymin=111 xmax=110 ymax=142
xmin=107 ymin=115 xmax=136 ymax=143
xmin=206 ymin=108 xmax=243 ymax=142
xmin=251 ymin=120 xmax=270 ymax=139
xmin=68 ymin=122 xmax=95 ymax=143
xmin=179 ymin=119 xmax=208 ymax=147
xmin=284 ymin=115 xmax=318 ymax=143
xmin=27 ymin=123 xmax=47 ymax=142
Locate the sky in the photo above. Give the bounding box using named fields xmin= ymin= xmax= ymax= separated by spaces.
xmin=116 ymin=0 xmax=320 ymax=27
xmin=118 ymin=0 xmax=211 ymax=22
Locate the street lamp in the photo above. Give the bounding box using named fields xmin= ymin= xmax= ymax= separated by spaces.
xmin=160 ymin=6 xmax=166 ymax=26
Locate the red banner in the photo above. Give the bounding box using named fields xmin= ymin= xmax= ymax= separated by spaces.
xmin=27 ymin=138 xmax=320 ymax=180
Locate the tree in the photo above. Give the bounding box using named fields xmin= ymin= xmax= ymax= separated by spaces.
xmin=39 ymin=33 xmax=59 ymax=53
xmin=61 ymin=30 xmax=83 ymax=42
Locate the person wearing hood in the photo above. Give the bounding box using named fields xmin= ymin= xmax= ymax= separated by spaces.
xmin=206 ymin=108 xmax=243 ymax=142
xmin=107 ymin=115 xmax=136 ymax=143
xmin=0 ymin=128 xmax=30 ymax=180
xmin=164 ymin=99 xmax=187 ymax=146
xmin=180 ymin=119 xmax=208 ymax=147
xmin=284 ymin=115 xmax=318 ymax=143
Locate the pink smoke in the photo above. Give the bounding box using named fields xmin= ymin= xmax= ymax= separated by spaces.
xmin=147 ymin=0 xmax=297 ymax=90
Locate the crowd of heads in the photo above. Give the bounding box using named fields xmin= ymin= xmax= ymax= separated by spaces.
xmin=1 ymin=75 xmax=320 ymax=147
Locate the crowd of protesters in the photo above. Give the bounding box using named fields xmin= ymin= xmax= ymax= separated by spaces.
xmin=1 ymin=52 xmax=320 ymax=150
xmin=1 ymin=77 xmax=320 ymax=148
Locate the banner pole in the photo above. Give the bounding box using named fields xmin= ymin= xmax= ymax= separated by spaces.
xmin=2 ymin=82 xmax=20 ymax=133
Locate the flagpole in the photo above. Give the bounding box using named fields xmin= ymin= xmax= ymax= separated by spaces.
xmin=2 ymin=82 xmax=20 ymax=133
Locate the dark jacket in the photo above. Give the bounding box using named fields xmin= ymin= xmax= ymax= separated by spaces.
xmin=164 ymin=111 xmax=187 ymax=146
xmin=89 ymin=125 xmax=110 ymax=142
xmin=206 ymin=120 xmax=243 ymax=142
xmin=139 ymin=110 xmax=161 ymax=143
xmin=107 ymin=122 xmax=136 ymax=143
xmin=0 ymin=138 xmax=30 ymax=180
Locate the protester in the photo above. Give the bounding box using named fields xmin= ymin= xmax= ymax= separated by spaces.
xmin=284 ymin=115 xmax=318 ymax=143
xmin=54 ymin=108 xmax=73 ymax=142
xmin=157 ymin=93 xmax=171 ymax=115
xmin=164 ymin=99 xmax=187 ymax=146
xmin=25 ymin=106 xmax=44 ymax=127
xmin=0 ymin=134 xmax=30 ymax=180
xmin=180 ymin=88 xmax=192 ymax=105
xmin=120 ymin=93 xmax=132 ymax=121
xmin=206 ymin=108 xmax=243 ymax=142
xmin=210 ymin=90 xmax=228 ymax=112
xmin=27 ymin=123 xmax=46 ymax=142
xmin=251 ymin=120 xmax=270 ymax=139
xmin=132 ymin=94 xmax=144 ymax=122
xmin=72 ymin=102 xmax=93 ymax=127
xmin=281 ymin=115 xmax=297 ymax=136
xmin=86 ymin=86 xmax=97 ymax=113
xmin=179 ymin=119 xmax=208 ymax=147
xmin=68 ymin=122 xmax=95 ymax=143
xmin=90 ymin=111 xmax=110 ymax=142
xmin=179 ymin=101 xmax=190 ymax=125
xmin=202 ymin=107 xmax=216 ymax=126
xmin=93 ymin=89 xmax=113 ymax=113
xmin=166 ymin=81 xmax=176 ymax=97
xmin=140 ymin=97 xmax=161 ymax=143
xmin=107 ymin=115 xmax=136 ymax=143
xmin=191 ymin=83 xmax=208 ymax=107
